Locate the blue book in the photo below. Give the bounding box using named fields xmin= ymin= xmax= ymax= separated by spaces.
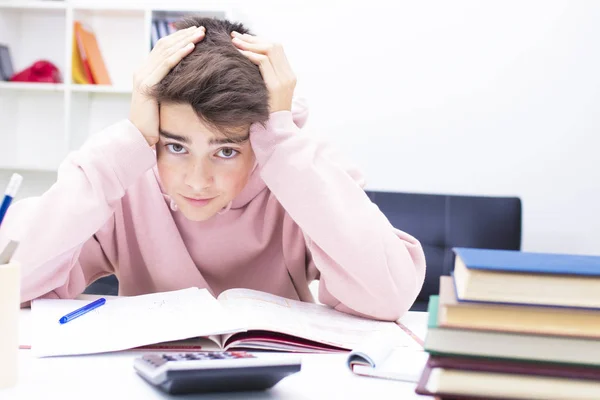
xmin=0 ymin=44 xmax=14 ymax=81
xmin=452 ymin=247 xmax=600 ymax=309
xmin=151 ymin=21 xmax=159 ymax=49
xmin=453 ymin=247 xmax=600 ymax=276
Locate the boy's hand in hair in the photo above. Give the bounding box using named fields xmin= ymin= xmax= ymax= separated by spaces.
xmin=130 ymin=26 xmax=205 ymax=146
xmin=231 ymin=32 xmax=296 ymax=113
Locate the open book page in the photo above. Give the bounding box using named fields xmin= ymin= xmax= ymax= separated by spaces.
xmin=31 ymin=288 xmax=244 ymax=357
xmin=20 ymin=294 xmax=118 ymax=349
xmin=139 ymin=336 xmax=223 ymax=351
xmin=352 ymin=348 xmax=428 ymax=382
xmin=347 ymin=329 xmax=427 ymax=382
xmin=216 ymin=288 xmax=415 ymax=350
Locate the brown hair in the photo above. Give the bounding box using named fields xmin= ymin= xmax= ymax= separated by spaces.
xmin=149 ymin=17 xmax=269 ymax=136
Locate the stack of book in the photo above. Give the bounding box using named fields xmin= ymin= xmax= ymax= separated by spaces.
xmin=416 ymin=247 xmax=600 ymax=400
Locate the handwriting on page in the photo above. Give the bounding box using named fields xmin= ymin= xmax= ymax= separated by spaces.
xmin=218 ymin=288 xmax=413 ymax=349
xmin=31 ymin=288 xmax=243 ymax=357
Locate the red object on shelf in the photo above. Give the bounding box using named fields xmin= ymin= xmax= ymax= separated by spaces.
xmin=10 ymin=60 xmax=62 ymax=83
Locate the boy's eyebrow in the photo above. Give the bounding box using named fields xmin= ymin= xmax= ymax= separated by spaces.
xmin=209 ymin=134 xmax=250 ymax=145
xmin=158 ymin=129 xmax=190 ymax=144
xmin=159 ymin=129 xmax=250 ymax=145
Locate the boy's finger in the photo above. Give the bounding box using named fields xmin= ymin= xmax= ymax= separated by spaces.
xmin=147 ymin=26 xmax=198 ymax=66
xmin=237 ymin=49 xmax=264 ymax=65
xmin=162 ymin=28 xmax=204 ymax=59
xmin=231 ymin=31 xmax=262 ymax=43
xmin=237 ymin=49 xmax=278 ymax=87
xmin=232 ymin=37 xmax=272 ymax=55
xmin=262 ymin=44 xmax=293 ymax=81
xmin=156 ymin=26 xmax=204 ymax=53
xmin=155 ymin=26 xmax=197 ymax=49
xmin=145 ymin=43 xmax=196 ymax=87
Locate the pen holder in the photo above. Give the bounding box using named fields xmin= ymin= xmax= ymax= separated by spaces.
xmin=0 ymin=261 xmax=19 ymax=389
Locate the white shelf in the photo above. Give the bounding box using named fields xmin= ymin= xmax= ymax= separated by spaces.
xmin=0 ymin=1 xmax=231 ymax=172
xmin=0 ymin=81 xmax=65 ymax=92
xmin=0 ymin=1 xmax=66 ymax=10
xmin=0 ymin=82 xmax=133 ymax=93
xmin=71 ymin=84 xmax=132 ymax=94
xmin=69 ymin=1 xmax=229 ymax=13
xmin=150 ymin=5 xmax=230 ymax=14
xmin=71 ymin=5 xmax=145 ymax=18
xmin=70 ymin=3 xmax=143 ymax=11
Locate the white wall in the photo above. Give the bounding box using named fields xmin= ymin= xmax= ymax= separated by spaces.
xmin=234 ymin=0 xmax=600 ymax=255
xmin=3 ymin=0 xmax=599 ymax=255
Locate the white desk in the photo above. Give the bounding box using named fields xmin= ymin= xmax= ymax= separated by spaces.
xmin=4 ymin=311 xmax=433 ymax=400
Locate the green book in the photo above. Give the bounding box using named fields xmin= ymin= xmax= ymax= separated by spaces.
xmin=424 ymin=295 xmax=600 ymax=367
xmin=426 ymin=295 xmax=439 ymax=329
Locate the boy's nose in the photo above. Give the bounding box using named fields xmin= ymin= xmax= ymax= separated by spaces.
xmin=184 ymin=160 xmax=213 ymax=191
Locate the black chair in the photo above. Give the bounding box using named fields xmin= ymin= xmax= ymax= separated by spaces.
xmin=84 ymin=273 xmax=118 ymax=296
xmin=365 ymin=190 xmax=522 ymax=311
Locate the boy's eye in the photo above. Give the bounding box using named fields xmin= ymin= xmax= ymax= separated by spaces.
xmin=216 ymin=148 xmax=239 ymax=159
xmin=167 ymin=144 xmax=186 ymax=154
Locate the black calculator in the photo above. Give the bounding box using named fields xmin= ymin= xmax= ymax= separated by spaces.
xmin=133 ymin=351 xmax=302 ymax=394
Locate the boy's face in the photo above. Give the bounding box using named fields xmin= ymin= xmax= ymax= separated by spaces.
xmin=156 ymin=103 xmax=255 ymax=221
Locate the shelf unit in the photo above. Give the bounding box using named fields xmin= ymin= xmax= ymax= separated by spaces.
xmin=0 ymin=0 xmax=230 ymax=171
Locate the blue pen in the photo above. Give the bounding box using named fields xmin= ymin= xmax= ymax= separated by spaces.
xmin=0 ymin=173 xmax=23 ymax=226
xmin=59 ymin=298 xmax=106 ymax=324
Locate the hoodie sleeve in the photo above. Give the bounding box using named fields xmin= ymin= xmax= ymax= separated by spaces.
xmin=250 ymin=99 xmax=426 ymax=321
xmin=0 ymin=120 xmax=157 ymax=303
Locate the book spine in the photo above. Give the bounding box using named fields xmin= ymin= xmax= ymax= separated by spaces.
xmin=74 ymin=25 xmax=95 ymax=84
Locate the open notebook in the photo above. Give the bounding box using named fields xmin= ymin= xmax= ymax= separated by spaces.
xmin=28 ymin=287 xmax=416 ymax=358
xmin=347 ymin=328 xmax=427 ymax=382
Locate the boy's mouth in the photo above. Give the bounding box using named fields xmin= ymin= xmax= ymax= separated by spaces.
xmin=181 ymin=195 xmax=216 ymax=207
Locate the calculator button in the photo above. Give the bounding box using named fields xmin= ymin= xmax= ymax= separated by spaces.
xmin=156 ymin=351 xmax=256 ymax=362
xmin=142 ymin=354 xmax=168 ymax=367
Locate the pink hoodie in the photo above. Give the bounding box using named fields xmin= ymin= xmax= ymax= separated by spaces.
xmin=0 ymin=99 xmax=426 ymax=321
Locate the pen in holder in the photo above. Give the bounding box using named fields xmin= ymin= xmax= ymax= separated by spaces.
xmin=0 ymin=255 xmax=20 ymax=388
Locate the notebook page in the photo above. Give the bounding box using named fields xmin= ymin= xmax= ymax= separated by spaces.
xmin=348 ymin=329 xmax=426 ymax=382
xmin=217 ymin=288 xmax=416 ymax=349
xmin=32 ymin=288 xmax=244 ymax=357
xmin=20 ymin=294 xmax=119 ymax=349
xmin=348 ymin=328 xmax=409 ymax=367
xmin=352 ymin=347 xmax=428 ymax=382
xmin=19 ymin=308 xmax=32 ymax=349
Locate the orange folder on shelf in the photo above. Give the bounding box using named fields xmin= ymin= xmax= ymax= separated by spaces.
xmin=74 ymin=21 xmax=111 ymax=85
xmin=72 ymin=32 xmax=93 ymax=84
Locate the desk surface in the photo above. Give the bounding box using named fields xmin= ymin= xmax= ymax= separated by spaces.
xmin=4 ymin=311 xmax=433 ymax=400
